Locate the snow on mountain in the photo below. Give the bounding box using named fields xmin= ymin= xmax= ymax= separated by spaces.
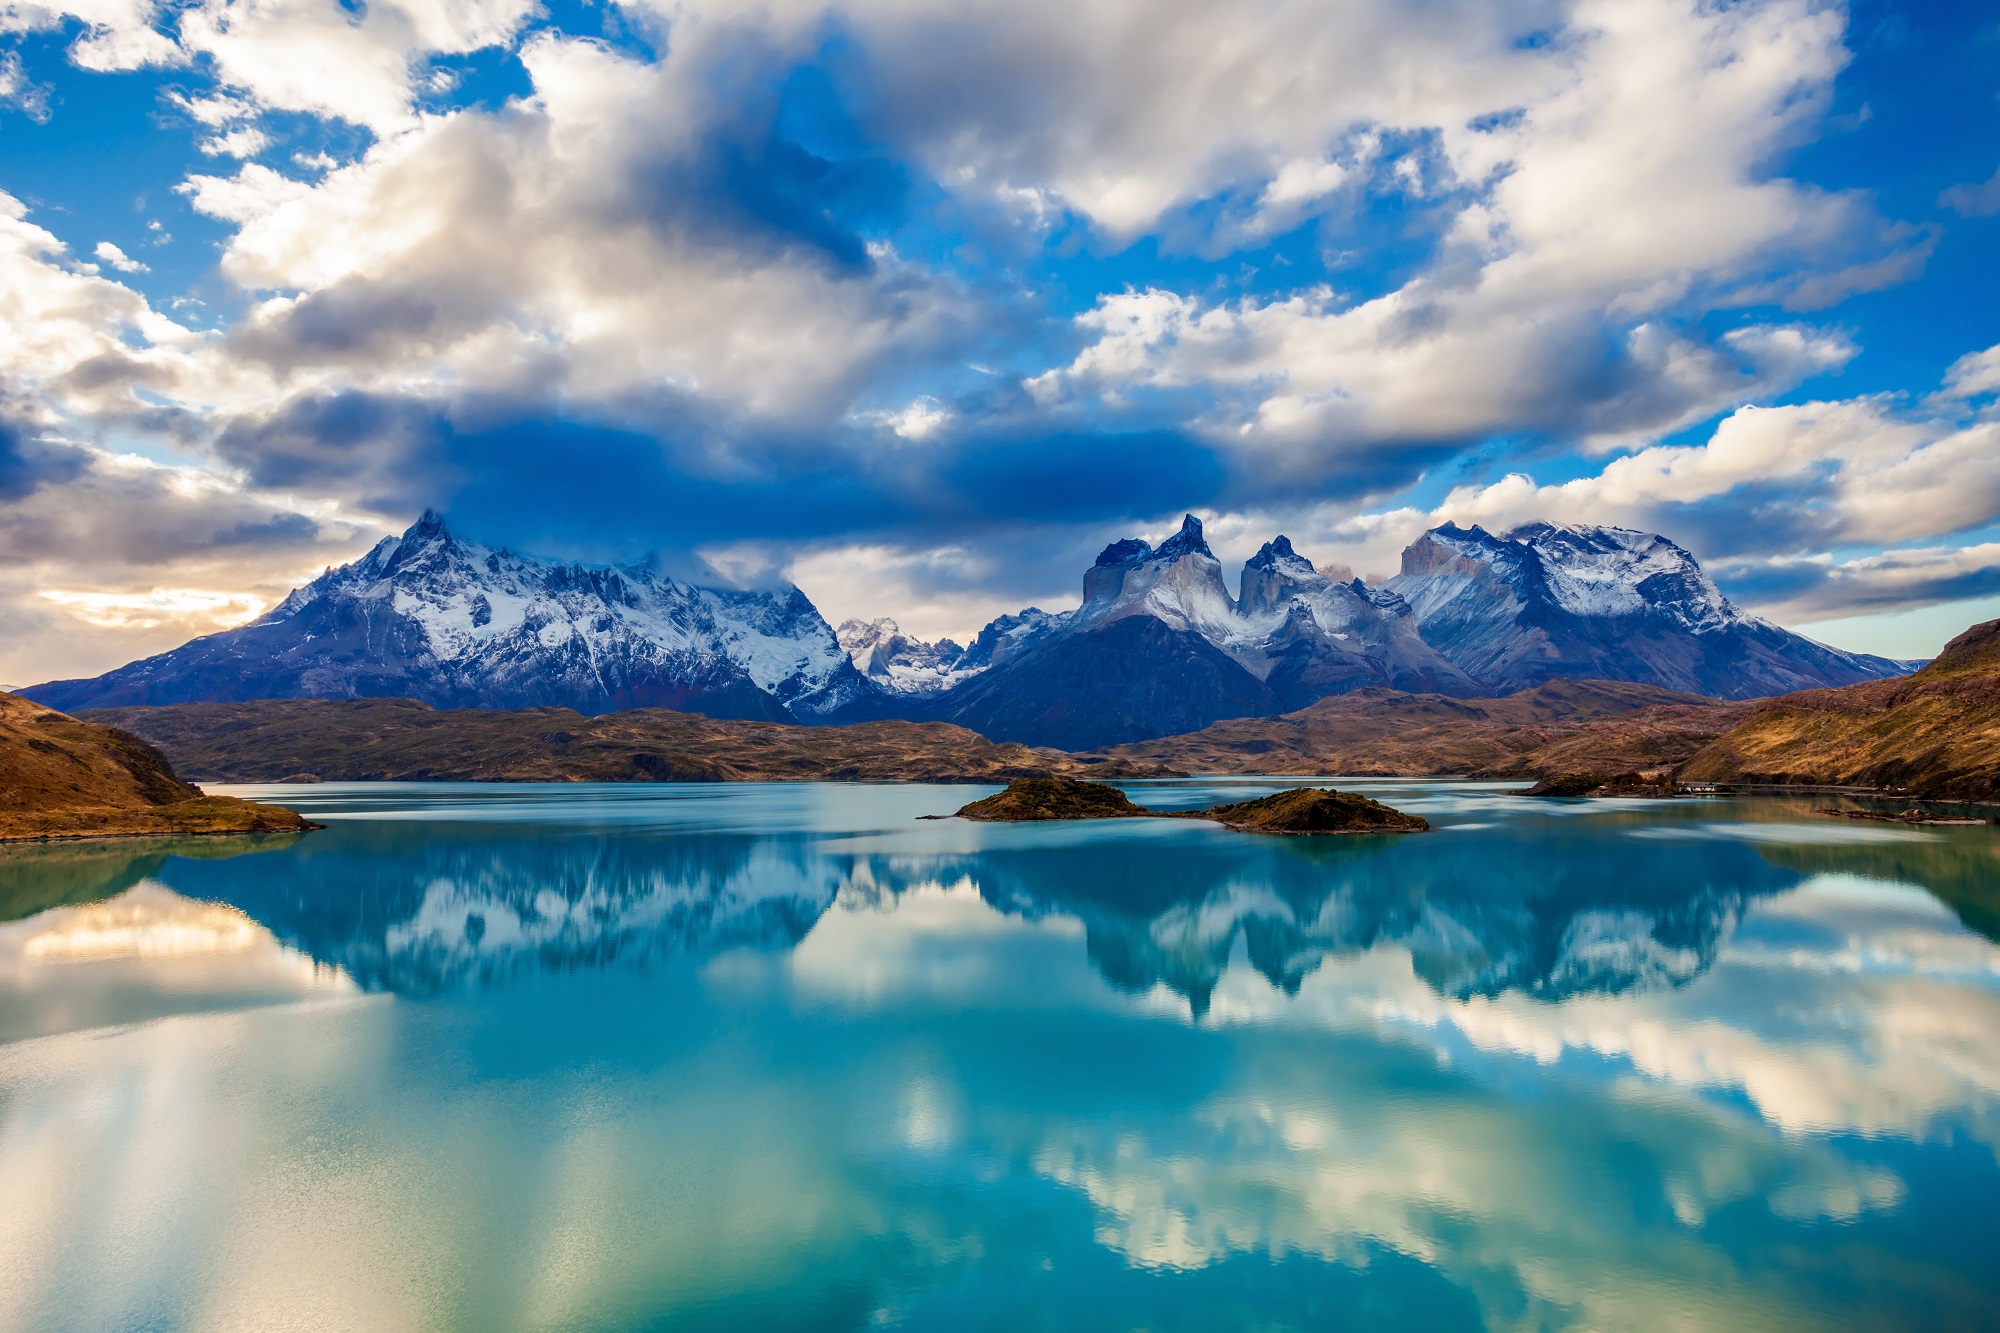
xmin=25 ymin=511 xmax=881 ymax=721
xmin=1073 ymin=515 xmax=1242 ymax=641
xmin=956 ymin=607 xmax=1071 ymax=672
xmin=1382 ymin=521 xmax=1906 ymax=699
xmin=1061 ymin=517 xmax=1473 ymax=700
xmin=835 ymin=608 xmax=1075 ymax=697
xmin=923 ymin=516 xmax=1476 ymax=747
xmin=836 ymin=618 xmax=975 ymax=696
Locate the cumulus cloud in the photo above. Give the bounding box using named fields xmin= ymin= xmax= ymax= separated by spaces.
xmin=1205 ymin=344 xmax=2000 ymax=628
xmin=1022 ymin=0 xmax=1914 ymax=487
xmin=181 ymin=34 xmax=970 ymax=422
xmin=0 ymin=441 xmax=380 ymax=684
xmin=0 ymin=0 xmax=181 ymax=71
xmin=0 ymin=0 xmax=1981 ymax=674
xmin=91 ymin=241 xmax=147 ymax=272
xmin=1435 ymin=398 xmax=2000 ymax=553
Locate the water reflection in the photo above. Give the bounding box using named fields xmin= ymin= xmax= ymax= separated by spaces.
xmin=0 ymin=785 xmax=1994 ymax=1330
xmin=159 ymin=824 xmax=841 ymax=994
xmin=93 ymin=799 xmax=1810 ymax=1014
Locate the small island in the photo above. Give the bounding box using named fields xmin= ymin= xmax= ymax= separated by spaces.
xmin=1190 ymin=786 xmax=1430 ymax=834
xmin=944 ymin=777 xmax=1428 ymax=835
xmin=1523 ymin=772 xmax=1682 ymax=798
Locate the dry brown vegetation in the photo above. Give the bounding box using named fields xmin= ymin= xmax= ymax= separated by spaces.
xmin=86 ymin=698 xmax=1176 ymax=784
xmin=952 ymin=777 xmax=1151 ymax=820
xmin=1679 ymin=619 xmax=2000 ymax=801
xmin=948 ymin=777 xmax=1428 ymax=835
xmin=1189 ymin=787 xmax=1429 ymax=835
xmin=0 ymin=692 xmax=315 ymax=842
xmin=1091 ymin=679 xmax=1751 ymax=778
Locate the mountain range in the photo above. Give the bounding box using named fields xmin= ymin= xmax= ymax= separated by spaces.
xmin=23 ymin=510 xmax=1910 ymax=749
xmin=25 ymin=512 xmax=877 ymax=723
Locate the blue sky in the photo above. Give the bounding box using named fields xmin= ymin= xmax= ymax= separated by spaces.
xmin=1 ymin=0 xmax=1998 ymax=683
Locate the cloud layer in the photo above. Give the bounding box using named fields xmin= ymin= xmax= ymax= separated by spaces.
xmin=1 ymin=0 xmax=1997 ymax=671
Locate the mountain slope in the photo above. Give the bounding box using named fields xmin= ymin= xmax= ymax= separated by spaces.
xmin=1094 ymin=679 xmax=1749 ymax=777
xmin=1678 ymin=618 xmax=2000 ymax=800
xmin=0 ymin=692 xmax=313 ymax=841
xmin=926 ymin=615 xmax=1281 ymax=750
xmin=25 ymin=512 xmax=882 ymax=722
xmin=84 ymin=698 xmax=1173 ymax=783
xmin=1383 ymin=522 xmax=1907 ymax=699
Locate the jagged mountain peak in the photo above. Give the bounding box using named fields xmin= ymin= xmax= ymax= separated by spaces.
xmin=1095 ymin=537 xmax=1153 ymax=567
xmin=1383 ymin=518 xmax=1905 ymax=699
xmin=27 ymin=512 xmax=880 ymax=722
xmin=1244 ymin=534 xmax=1313 ymax=574
xmin=1153 ymin=513 xmax=1214 ymax=563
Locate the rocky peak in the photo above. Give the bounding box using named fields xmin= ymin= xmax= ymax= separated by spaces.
xmin=1243 ymin=535 xmax=1314 ymax=574
xmin=1094 ymin=537 xmax=1153 ymax=567
xmin=1153 ymin=513 xmax=1214 ymax=563
xmin=1239 ymin=535 xmax=1328 ymax=618
xmin=1397 ymin=523 xmax=1510 ymax=577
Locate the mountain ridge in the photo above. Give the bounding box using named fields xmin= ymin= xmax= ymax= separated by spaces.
xmin=1677 ymin=618 xmax=2000 ymax=800
xmin=24 ymin=510 xmax=1914 ymax=749
xmin=26 ymin=511 xmax=881 ymax=724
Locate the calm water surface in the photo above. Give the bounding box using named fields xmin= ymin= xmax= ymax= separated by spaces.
xmin=1 ymin=779 xmax=1997 ymax=1331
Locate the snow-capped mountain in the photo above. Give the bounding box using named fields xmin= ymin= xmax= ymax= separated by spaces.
xmin=25 ymin=512 xmax=881 ymax=721
xmin=27 ymin=508 xmax=1911 ymax=743
xmin=1381 ymin=522 xmax=1906 ymax=699
xmin=159 ymin=829 xmax=839 ymax=995
xmin=836 ymin=610 xmax=1071 ymax=696
xmin=836 ymin=618 xmax=976 ymax=696
xmin=924 ymin=516 xmax=1473 ymax=747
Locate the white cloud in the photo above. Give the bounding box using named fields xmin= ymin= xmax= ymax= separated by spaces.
xmin=788 ymin=540 xmax=1082 ymax=646
xmin=1016 ymin=0 xmax=1916 ymax=468
xmin=1942 ymin=342 xmax=2000 ymax=400
xmin=1732 ymin=543 xmax=2000 ymax=624
xmin=0 ymin=192 xmax=198 ymax=416
xmin=0 ymin=49 xmax=50 ymax=119
xmin=198 ymin=125 xmax=272 ymax=158
xmin=1941 ymin=167 xmax=2000 ymax=219
xmin=176 ymin=0 xmax=539 ymax=133
xmin=91 ymin=241 xmax=147 ymax=273
xmin=1435 ymin=398 xmax=2000 ymax=550
xmin=178 ymin=33 xmax=969 ymax=422
xmin=0 ymin=0 xmax=181 ymax=71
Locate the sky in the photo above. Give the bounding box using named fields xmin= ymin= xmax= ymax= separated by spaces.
xmin=1 ymin=0 xmax=1999 ymax=685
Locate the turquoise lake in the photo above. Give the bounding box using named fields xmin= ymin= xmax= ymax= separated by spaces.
xmin=1 ymin=779 xmax=1997 ymax=1330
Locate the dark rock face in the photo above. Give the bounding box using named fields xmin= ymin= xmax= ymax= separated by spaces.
xmin=25 ymin=512 xmax=882 ymax=723
xmin=925 ymin=616 xmax=1280 ymax=750
xmin=1382 ymin=522 xmax=1907 ymax=700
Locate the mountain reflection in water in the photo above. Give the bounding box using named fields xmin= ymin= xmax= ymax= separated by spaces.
xmin=126 ymin=804 xmax=1799 ymax=1010
xmin=2 ymin=782 xmax=1997 ymax=1332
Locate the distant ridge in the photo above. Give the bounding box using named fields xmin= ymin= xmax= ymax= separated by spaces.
xmin=1680 ymin=618 xmax=2000 ymax=801
xmin=1381 ymin=522 xmax=1906 ymax=699
xmin=24 ymin=512 xmax=881 ymax=723
xmin=26 ymin=511 xmax=1912 ymax=749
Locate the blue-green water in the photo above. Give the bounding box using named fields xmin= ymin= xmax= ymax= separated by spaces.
xmin=2 ymin=779 xmax=1997 ymax=1330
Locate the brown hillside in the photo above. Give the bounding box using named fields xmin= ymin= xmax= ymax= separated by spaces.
xmin=84 ymin=698 xmax=1174 ymax=784
xmin=1092 ymin=680 xmax=1750 ymax=778
xmin=0 ymin=692 xmax=315 ymax=842
xmin=1678 ymin=619 xmax=2000 ymax=801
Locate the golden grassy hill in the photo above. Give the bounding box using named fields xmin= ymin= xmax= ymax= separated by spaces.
xmin=1678 ymin=619 xmax=2000 ymax=801
xmin=83 ymin=698 xmax=1173 ymax=784
xmin=1091 ymin=679 xmax=1751 ymax=778
xmin=0 ymin=691 xmax=315 ymax=842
